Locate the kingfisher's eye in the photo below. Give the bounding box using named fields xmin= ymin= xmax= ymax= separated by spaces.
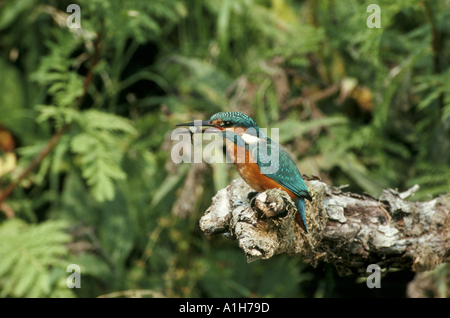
xmin=223 ymin=121 xmax=233 ymax=127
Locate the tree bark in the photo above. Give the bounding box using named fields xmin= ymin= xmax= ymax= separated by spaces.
xmin=199 ymin=178 xmax=450 ymax=276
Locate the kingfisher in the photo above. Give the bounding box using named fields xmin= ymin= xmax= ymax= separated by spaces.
xmin=176 ymin=112 xmax=312 ymax=233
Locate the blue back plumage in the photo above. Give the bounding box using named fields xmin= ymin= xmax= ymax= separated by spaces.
xmin=249 ymin=130 xmax=311 ymax=233
xmin=219 ymin=125 xmax=311 ymax=201
xmin=251 ymin=132 xmax=311 ymax=201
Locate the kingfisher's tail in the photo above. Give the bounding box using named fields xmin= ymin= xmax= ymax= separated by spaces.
xmin=294 ymin=198 xmax=309 ymax=233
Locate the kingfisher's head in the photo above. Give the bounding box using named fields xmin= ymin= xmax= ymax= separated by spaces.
xmin=176 ymin=111 xmax=259 ymax=134
xmin=208 ymin=112 xmax=259 ymax=131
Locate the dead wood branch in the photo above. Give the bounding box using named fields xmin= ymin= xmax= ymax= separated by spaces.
xmin=200 ymin=178 xmax=450 ymax=276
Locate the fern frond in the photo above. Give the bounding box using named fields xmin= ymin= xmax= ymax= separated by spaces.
xmin=69 ymin=110 xmax=137 ymax=202
xmin=71 ymin=132 xmax=125 ymax=202
xmin=409 ymin=163 xmax=450 ymax=199
xmin=0 ymin=219 xmax=73 ymax=297
xmin=30 ymin=28 xmax=84 ymax=110
xmin=81 ymin=110 xmax=138 ymax=135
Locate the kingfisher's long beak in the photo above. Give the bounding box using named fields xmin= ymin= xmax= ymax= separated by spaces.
xmin=175 ymin=120 xmax=223 ymax=133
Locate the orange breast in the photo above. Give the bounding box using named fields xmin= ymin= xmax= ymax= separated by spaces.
xmin=226 ymin=142 xmax=297 ymax=201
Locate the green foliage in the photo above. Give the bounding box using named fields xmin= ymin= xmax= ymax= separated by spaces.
xmin=0 ymin=0 xmax=449 ymax=298
xmin=200 ymin=249 xmax=311 ymax=297
xmin=69 ymin=110 xmax=137 ymax=202
xmin=409 ymin=163 xmax=450 ymax=199
xmin=30 ymin=28 xmax=85 ymax=111
xmin=0 ymin=219 xmax=73 ymax=297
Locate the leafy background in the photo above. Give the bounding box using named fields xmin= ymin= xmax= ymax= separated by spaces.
xmin=0 ymin=0 xmax=449 ymax=297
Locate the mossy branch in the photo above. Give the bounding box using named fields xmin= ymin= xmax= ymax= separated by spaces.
xmin=200 ymin=178 xmax=450 ymax=275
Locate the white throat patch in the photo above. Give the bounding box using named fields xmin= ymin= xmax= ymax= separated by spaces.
xmin=240 ymin=132 xmax=259 ymax=145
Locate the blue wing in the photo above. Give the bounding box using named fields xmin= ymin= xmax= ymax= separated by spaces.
xmin=251 ymin=136 xmax=312 ymax=201
xmin=220 ymin=129 xmax=311 ymax=201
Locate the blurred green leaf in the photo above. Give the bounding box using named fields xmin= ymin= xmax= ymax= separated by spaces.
xmin=0 ymin=219 xmax=72 ymax=297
